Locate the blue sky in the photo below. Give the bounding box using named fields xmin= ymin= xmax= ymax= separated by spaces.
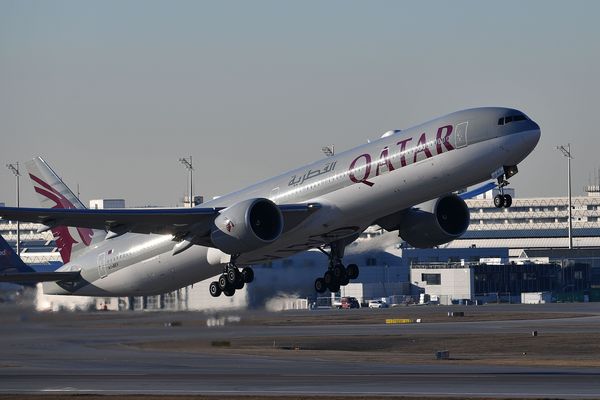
xmin=1 ymin=0 xmax=599 ymax=206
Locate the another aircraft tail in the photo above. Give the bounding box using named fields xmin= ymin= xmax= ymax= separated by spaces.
xmin=25 ymin=157 xmax=104 ymax=263
xmin=0 ymin=234 xmax=35 ymax=274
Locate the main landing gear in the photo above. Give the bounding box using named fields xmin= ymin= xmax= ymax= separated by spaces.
xmin=314 ymin=245 xmax=360 ymax=294
xmin=493 ymin=165 xmax=518 ymax=209
xmin=209 ymin=260 xmax=254 ymax=298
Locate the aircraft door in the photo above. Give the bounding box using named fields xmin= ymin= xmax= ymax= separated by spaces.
xmin=97 ymin=252 xmax=108 ymax=278
xmin=454 ymin=122 xmax=468 ymax=148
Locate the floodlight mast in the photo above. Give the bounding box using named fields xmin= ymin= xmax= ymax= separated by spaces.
xmin=179 ymin=156 xmax=194 ymax=208
xmin=6 ymin=163 xmax=20 ymax=254
xmin=556 ymin=144 xmax=573 ymax=249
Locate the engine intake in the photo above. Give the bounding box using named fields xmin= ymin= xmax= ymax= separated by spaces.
xmin=397 ymin=194 xmax=470 ymax=248
xmin=211 ymin=198 xmax=283 ymax=255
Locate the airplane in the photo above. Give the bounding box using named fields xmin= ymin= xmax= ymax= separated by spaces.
xmin=0 ymin=107 xmax=541 ymax=298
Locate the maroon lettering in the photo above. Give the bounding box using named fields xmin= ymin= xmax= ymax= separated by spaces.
xmin=413 ymin=132 xmax=433 ymax=163
xmin=349 ymin=153 xmax=375 ymax=187
xmin=436 ymin=125 xmax=454 ymax=154
xmin=396 ymin=138 xmax=412 ymax=167
xmin=375 ymin=146 xmax=395 ymax=176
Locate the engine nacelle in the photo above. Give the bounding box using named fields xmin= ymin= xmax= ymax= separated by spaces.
xmin=210 ymin=198 xmax=283 ymax=255
xmin=398 ymin=194 xmax=470 ymax=248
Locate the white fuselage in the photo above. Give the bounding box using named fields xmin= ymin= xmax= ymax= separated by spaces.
xmin=44 ymin=107 xmax=541 ymax=296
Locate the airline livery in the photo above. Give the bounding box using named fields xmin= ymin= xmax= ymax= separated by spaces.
xmin=0 ymin=108 xmax=540 ymax=297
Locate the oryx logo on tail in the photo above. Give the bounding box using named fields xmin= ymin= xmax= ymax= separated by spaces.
xmin=29 ymin=173 xmax=94 ymax=263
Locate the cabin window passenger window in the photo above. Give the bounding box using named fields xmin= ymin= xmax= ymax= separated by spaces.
xmin=498 ymin=118 xmax=504 ymax=125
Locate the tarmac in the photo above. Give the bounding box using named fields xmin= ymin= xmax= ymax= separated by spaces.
xmin=1 ymin=302 xmax=600 ymax=398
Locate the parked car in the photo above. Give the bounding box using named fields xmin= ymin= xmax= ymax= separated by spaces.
xmin=338 ymin=297 xmax=360 ymax=309
xmin=368 ymin=300 xmax=389 ymax=308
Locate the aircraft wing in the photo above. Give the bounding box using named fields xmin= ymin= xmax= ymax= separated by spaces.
xmin=0 ymin=203 xmax=320 ymax=238
xmin=0 ymin=271 xmax=81 ymax=283
xmin=0 ymin=207 xmax=221 ymax=236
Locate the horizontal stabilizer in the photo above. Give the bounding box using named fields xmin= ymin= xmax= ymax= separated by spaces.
xmin=0 ymin=271 xmax=80 ymax=283
xmin=0 ymin=234 xmax=34 ymax=274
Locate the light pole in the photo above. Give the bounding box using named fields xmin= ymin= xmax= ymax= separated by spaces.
xmin=179 ymin=156 xmax=194 ymax=208
xmin=556 ymin=144 xmax=573 ymax=249
xmin=6 ymin=163 xmax=20 ymax=254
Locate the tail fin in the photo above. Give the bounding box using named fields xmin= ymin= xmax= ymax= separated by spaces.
xmin=0 ymin=234 xmax=34 ymax=274
xmin=25 ymin=157 xmax=104 ymax=263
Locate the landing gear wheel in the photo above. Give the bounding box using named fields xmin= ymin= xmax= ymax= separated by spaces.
xmin=234 ymin=278 xmax=245 ymax=290
xmin=346 ymin=264 xmax=359 ymax=280
xmin=339 ymin=275 xmax=349 ymax=286
xmin=494 ymin=194 xmax=505 ymax=208
xmin=323 ymin=271 xmax=335 ymax=286
xmin=314 ymin=277 xmax=327 ymax=293
xmin=211 ymin=256 xmax=252 ymax=297
xmin=315 ymin=241 xmax=356 ymax=294
xmin=503 ymin=194 xmax=512 ymax=208
xmin=332 ymin=264 xmax=346 ymax=280
xmin=218 ymin=274 xmax=229 ymax=291
xmin=241 ymin=267 xmax=254 ymax=283
xmin=328 ymin=282 xmax=340 ymax=293
xmin=226 ymin=265 xmax=239 ymax=284
xmin=209 ymin=281 xmax=222 ymax=297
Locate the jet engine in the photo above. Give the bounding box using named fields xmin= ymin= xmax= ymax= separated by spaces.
xmin=210 ymin=198 xmax=284 ymax=255
xmin=378 ymin=194 xmax=470 ymax=248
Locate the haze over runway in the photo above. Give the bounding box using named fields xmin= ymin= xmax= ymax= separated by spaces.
xmin=1 ymin=0 xmax=599 ymax=206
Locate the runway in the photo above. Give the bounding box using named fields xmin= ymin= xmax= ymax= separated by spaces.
xmin=1 ymin=303 xmax=600 ymax=398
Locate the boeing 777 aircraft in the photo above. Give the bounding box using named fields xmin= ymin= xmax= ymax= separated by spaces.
xmin=0 ymin=107 xmax=540 ymax=298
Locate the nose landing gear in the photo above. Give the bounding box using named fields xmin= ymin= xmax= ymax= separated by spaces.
xmin=493 ymin=190 xmax=512 ymax=208
xmin=493 ymin=165 xmax=517 ymax=209
xmin=209 ymin=258 xmax=254 ymax=298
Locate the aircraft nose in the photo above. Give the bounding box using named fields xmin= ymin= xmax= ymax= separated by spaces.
xmin=529 ymin=119 xmax=541 ymax=145
xmin=503 ymin=118 xmax=541 ymax=166
xmin=530 ymin=119 xmax=541 ymax=134
xmin=517 ymin=119 xmax=541 ymax=159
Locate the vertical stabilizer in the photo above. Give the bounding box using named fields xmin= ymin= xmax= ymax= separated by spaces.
xmin=25 ymin=157 xmax=104 ymax=263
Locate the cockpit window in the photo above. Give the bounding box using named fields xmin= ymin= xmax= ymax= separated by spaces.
xmin=498 ymin=114 xmax=528 ymax=125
